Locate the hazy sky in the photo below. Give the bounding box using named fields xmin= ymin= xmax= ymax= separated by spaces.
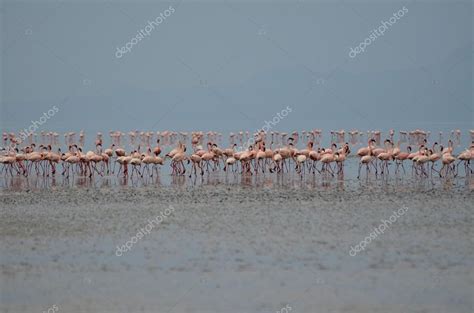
xmin=1 ymin=0 xmax=472 ymax=137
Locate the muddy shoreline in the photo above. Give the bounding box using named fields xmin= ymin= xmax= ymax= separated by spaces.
xmin=1 ymin=186 xmax=473 ymax=312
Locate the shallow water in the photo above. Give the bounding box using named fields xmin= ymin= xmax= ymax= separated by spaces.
xmin=1 ymin=156 xmax=472 ymax=192
xmin=1 ymin=184 xmax=473 ymax=313
xmin=1 ymin=173 xmax=472 ymax=194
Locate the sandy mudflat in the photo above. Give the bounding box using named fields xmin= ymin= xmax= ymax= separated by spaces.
xmin=0 ymin=183 xmax=473 ymax=313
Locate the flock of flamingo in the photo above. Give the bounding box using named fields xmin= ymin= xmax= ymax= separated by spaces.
xmin=0 ymin=129 xmax=473 ymax=182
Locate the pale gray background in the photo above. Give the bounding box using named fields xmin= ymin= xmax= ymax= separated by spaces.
xmin=1 ymin=0 xmax=473 ymax=138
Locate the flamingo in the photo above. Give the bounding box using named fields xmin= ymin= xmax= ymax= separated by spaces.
xmin=440 ymin=151 xmax=456 ymax=177
xmin=2 ymin=128 xmax=473 ymax=183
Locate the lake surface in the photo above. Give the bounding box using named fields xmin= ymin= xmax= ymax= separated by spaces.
xmin=1 ymin=184 xmax=473 ymax=313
